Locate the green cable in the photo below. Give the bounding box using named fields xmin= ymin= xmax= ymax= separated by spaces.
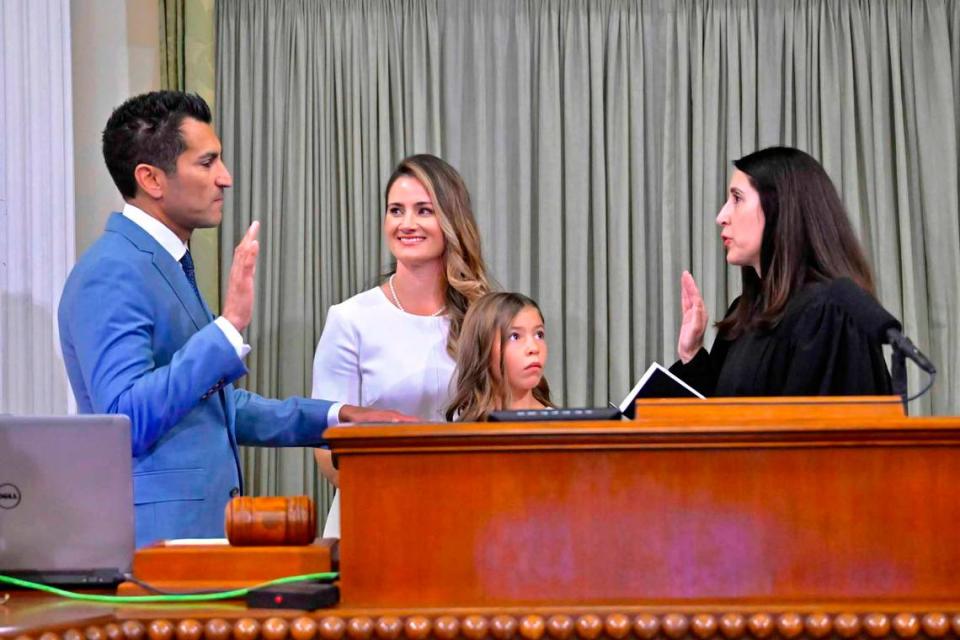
xmin=0 ymin=571 xmax=338 ymax=603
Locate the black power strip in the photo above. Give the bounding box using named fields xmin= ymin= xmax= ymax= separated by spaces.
xmin=246 ymin=582 xmax=339 ymax=610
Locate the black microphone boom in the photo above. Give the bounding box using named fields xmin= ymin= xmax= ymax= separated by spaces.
xmin=885 ymin=328 xmax=937 ymax=375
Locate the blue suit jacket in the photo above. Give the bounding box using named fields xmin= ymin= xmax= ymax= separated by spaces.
xmin=59 ymin=213 xmax=333 ymax=547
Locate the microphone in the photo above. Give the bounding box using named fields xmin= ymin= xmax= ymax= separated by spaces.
xmin=827 ymin=278 xmax=936 ymax=375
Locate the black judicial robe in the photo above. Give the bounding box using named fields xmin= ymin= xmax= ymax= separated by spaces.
xmin=670 ymin=281 xmax=893 ymax=397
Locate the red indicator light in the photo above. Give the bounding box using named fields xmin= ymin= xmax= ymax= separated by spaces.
xmin=274 ymin=595 xmax=283 ymax=604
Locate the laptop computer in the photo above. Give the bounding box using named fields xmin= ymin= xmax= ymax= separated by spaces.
xmin=0 ymin=414 xmax=134 ymax=586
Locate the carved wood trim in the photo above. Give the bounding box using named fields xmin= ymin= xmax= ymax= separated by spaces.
xmin=14 ymin=610 xmax=960 ymax=640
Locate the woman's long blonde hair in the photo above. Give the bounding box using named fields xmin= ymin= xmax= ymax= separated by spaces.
xmin=446 ymin=292 xmax=552 ymax=422
xmin=385 ymin=154 xmax=491 ymax=357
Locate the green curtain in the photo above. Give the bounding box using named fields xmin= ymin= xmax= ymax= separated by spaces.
xmin=215 ymin=0 xmax=960 ymax=525
xmin=159 ymin=0 xmax=184 ymax=90
xmin=160 ymin=0 xmax=221 ymax=313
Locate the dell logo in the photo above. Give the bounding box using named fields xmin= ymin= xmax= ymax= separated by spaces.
xmin=0 ymin=483 xmax=21 ymax=509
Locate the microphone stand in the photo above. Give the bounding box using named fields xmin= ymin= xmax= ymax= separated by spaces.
xmin=890 ymin=347 xmax=908 ymax=414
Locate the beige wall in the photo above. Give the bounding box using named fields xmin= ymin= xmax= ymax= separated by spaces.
xmin=71 ymin=0 xmax=160 ymax=254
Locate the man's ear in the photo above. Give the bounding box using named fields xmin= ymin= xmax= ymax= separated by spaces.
xmin=133 ymin=163 xmax=166 ymax=200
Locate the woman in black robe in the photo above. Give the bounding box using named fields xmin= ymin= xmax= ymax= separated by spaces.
xmin=670 ymin=147 xmax=892 ymax=396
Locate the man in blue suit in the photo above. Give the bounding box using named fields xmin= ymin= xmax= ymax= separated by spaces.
xmin=59 ymin=91 xmax=409 ymax=548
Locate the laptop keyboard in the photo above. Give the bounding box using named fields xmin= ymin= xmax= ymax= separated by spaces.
xmin=488 ymin=407 xmax=623 ymax=421
xmin=3 ymin=568 xmax=125 ymax=588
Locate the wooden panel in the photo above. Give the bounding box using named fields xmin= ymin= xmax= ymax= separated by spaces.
xmin=326 ymin=398 xmax=960 ymax=608
xmin=116 ymin=540 xmax=334 ymax=594
xmin=632 ymin=396 xmax=905 ymax=427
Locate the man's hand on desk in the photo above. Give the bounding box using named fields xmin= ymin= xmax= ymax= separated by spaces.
xmin=338 ymin=405 xmax=420 ymax=424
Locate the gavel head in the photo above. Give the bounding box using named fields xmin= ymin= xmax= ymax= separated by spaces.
xmin=224 ymin=495 xmax=317 ymax=546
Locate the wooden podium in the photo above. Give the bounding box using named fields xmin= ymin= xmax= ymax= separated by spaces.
xmin=8 ymin=396 xmax=960 ymax=640
xmin=326 ymin=396 xmax=960 ymax=611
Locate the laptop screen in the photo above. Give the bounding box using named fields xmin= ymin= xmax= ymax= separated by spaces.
xmin=0 ymin=415 xmax=134 ymax=582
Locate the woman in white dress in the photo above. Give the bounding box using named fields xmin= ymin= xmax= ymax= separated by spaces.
xmin=311 ymin=154 xmax=492 ymax=537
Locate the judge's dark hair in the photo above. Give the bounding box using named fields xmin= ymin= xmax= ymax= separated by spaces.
xmin=102 ymin=91 xmax=212 ymax=198
xmin=717 ymin=146 xmax=876 ymax=338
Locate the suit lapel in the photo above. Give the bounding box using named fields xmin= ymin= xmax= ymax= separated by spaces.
xmin=107 ymin=214 xmax=212 ymax=330
xmin=155 ymin=252 xmax=216 ymax=329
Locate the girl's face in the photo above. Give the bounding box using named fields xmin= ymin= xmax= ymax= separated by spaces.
xmin=716 ymin=169 xmax=765 ymax=275
xmin=492 ymin=306 xmax=548 ymax=399
xmin=384 ymin=176 xmax=446 ymax=266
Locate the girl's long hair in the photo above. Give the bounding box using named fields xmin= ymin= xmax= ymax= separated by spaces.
xmin=446 ymin=292 xmax=552 ymax=422
xmin=384 ymin=154 xmax=492 ymax=356
xmin=717 ymin=146 xmax=876 ymax=338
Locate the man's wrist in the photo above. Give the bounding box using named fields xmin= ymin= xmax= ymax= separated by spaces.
xmin=214 ymin=316 xmax=251 ymax=359
xmin=327 ymin=402 xmax=344 ymax=427
xmin=221 ymin=311 xmax=245 ymax=333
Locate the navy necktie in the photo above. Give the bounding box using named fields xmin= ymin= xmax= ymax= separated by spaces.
xmin=179 ymin=251 xmax=203 ymax=303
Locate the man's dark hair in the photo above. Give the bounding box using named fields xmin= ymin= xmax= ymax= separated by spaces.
xmin=102 ymin=91 xmax=212 ymax=198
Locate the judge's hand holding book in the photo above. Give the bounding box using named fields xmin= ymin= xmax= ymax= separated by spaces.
xmin=678 ymin=270 xmax=708 ymax=364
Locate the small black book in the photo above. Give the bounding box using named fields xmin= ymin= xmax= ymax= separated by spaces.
xmin=618 ymin=362 xmax=704 ymax=419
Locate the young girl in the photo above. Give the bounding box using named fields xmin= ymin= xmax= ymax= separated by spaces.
xmin=446 ymin=292 xmax=553 ymax=421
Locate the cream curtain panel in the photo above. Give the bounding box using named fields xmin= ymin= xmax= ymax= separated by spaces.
xmin=215 ymin=0 xmax=960 ymax=516
xmin=0 ymin=0 xmax=75 ymax=414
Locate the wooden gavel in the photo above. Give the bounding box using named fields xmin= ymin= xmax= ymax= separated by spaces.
xmin=224 ymin=495 xmax=317 ymax=546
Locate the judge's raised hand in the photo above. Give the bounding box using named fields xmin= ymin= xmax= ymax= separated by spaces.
xmin=677 ymin=270 xmax=708 ymax=363
xmin=222 ymin=221 xmax=260 ymax=332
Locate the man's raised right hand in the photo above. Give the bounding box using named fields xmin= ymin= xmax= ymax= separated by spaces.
xmin=221 ymin=221 xmax=260 ymax=332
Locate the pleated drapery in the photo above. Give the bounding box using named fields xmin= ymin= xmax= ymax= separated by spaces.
xmin=0 ymin=0 xmax=75 ymax=414
xmin=215 ymin=0 xmax=960 ymax=524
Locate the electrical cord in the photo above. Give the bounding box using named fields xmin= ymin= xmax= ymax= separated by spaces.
xmin=119 ymin=571 xmax=337 ymax=596
xmin=906 ymin=369 xmax=936 ymax=403
xmin=0 ymin=571 xmax=338 ymax=603
xmin=119 ymin=574 xmax=244 ymax=596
